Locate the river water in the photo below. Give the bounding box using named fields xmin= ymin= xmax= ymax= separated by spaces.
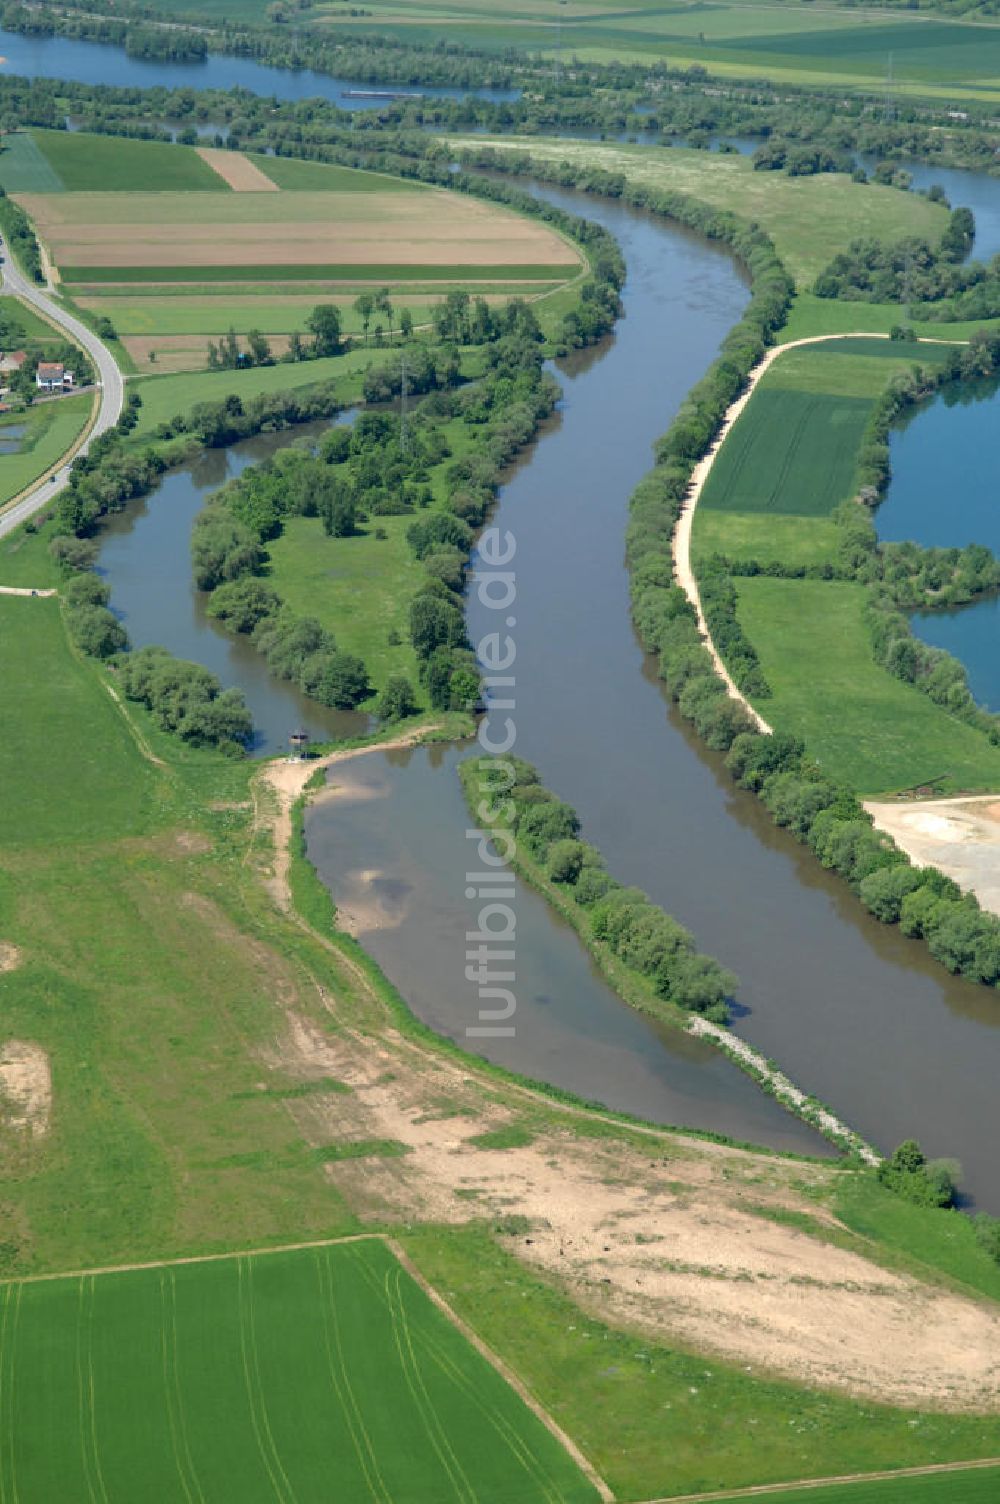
xmin=51 ymin=16 xmax=1000 ymax=1197
xmin=0 ymin=27 xmax=517 ymax=107
xmin=304 ymin=184 xmax=1000 ymax=1209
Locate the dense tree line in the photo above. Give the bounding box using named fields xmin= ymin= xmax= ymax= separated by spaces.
xmin=698 ymin=557 xmax=771 ymax=697
xmin=876 ymin=1140 xmax=956 ymax=1208
xmin=477 ymin=757 xmax=736 ymax=1021
xmin=0 ymin=189 xmax=43 ymax=283
xmin=814 ymin=210 xmax=980 ymax=303
xmin=117 ymin=646 xmax=252 ymax=750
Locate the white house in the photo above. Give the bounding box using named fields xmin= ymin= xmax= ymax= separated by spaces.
xmin=35 ymin=362 xmax=74 ymax=392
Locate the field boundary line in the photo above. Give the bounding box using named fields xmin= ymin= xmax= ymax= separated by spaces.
xmin=0 ymin=1231 xmax=386 ymax=1288
xmin=637 ymin=1453 xmax=1000 ymax=1502
xmin=386 ymin=1237 xmax=615 ymax=1503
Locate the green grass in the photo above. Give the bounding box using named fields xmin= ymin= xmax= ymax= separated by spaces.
xmin=78 ymin=293 xmax=442 ymax=337
xmin=405 ymin=1223 xmax=1000 ymax=1502
xmin=265 ymin=512 xmax=424 ymax=692
xmin=692 ymin=510 xmax=842 ymax=570
xmin=0 ymin=1237 xmax=598 ymax=1503
xmin=26 ymin=128 xmax=228 ymax=193
xmin=0 ymin=598 xmax=153 ymax=846
xmin=0 ymin=292 xmax=60 ymax=342
xmin=61 ymin=263 xmax=569 ymax=284
xmin=448 ymin=139 xmax=949 ymax=285
xmin=246 ymin=153 xmax=423 ymax=193
xmin=735 ymin=577 xmax=1000 ymax=794
xmin=0 ymin=130 xmax=63 ymax=194
xmin=0 ymin=393 xmax=92 ymax=508
xmin=834 ymin=1178 xmax=1000 ymax=1305
xmin=781 ymin=293 xmax=1000 ymax=345
xmin=128 ymin=349 xmax=374 ymax=436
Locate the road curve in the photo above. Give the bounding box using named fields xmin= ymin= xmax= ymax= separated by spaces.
xmin=0 ymin=247 xmax=124 ymax=541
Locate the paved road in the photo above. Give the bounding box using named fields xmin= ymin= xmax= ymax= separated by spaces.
xmin=0 ymin=243 xmax=124 ymax=540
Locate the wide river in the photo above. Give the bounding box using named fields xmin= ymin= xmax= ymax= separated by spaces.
xmin=306 ymin=185 xmax=1000 ymax=1210
xmin=59 ymin=15 xmax=1000 ymax=1198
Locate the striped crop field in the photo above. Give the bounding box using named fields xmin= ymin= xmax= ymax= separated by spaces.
xmin=0 ymin=1237 xmax=599 ymax=1503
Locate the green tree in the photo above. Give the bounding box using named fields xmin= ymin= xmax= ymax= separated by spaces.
xmin=353 ymin=292 xmax=375 ymax=345
xmin=376 ymin=675 xmax=419 ymax=722
xmin=399 ymin=307 xmax=414 ymax=340
xmin=307 ymin=304 xmax=342 ymax=357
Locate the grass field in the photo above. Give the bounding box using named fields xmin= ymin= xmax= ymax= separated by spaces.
xmin=0 ymin=1237 xmax=596 ymax=1504
xmin=450 ymin=139 xmax=949 ymax=286
xmin=691 ymin=510 xmax=842 ymax=571
xmin=0 ymin=393 xmax=93 ymax=509
xmin=0 ymin=291 xmax=59 ymax=342
xmin=330 ymin=0 xmax=1000 ymax=99
xmin=267 ymin=513 xmax=424 ymax=691
xmin=781 ymin=293 xmax=1000 ymax=345
xmin=127 ymin=348 xmax=375 ymax=435
xmin=736 ymin=577 xmax=1000 ymax=793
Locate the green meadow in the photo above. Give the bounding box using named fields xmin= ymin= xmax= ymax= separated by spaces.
xmin=451 ymin=140 xmax=949 ymax=286
xmin=0 ymin=1238 xmax=596 ymax=1504
xmin=736 ymin=577 xmax=1000 ymax=794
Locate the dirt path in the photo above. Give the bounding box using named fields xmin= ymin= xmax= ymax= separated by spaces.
xmin=254 ymin=727 xmax=442 ymax=910
xmin=0 ymin=586 xmax=57 ymax=597
xmin=641 ymin=1454 xmax=1000 ymax=1503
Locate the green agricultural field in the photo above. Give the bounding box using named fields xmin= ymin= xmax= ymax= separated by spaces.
xmin=735 ymin=577 xmax=1000 ymax=794
xmin=15 ymin=128 xmax=228 ymax=193
xmin=0 ymin=129 xmax=64 ymax=194
xmin=0 ymin=1237 xmax=597 ymax=1504
xmin=451 ymin=139 xmax=949 ymax=285
xmin=701 ymin=388 xmax=871 ymax=518
xmin=700 ymin=342 xmax=958 ymax=518
xmin=247 ymin=153 xmax=421 ymax=193
xmin=344 ymin=0 xmax=1000 ymax=98
xmin=0 ymin=393 xmax=93 ymax=508
xmin=267 ymin=513 xmax=424 ymax=692
xmin=78 ymin=293 xmax=439 ymax=338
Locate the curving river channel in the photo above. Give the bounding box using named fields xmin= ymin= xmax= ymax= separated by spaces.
xmin=93 ymin=173 xmax=1000 ymax=1203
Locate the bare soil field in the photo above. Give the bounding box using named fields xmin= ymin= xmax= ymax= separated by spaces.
xmin=196 ymin=147 xmax=278 ymax=192
xmin=17 ymin=190 xmax=580 ymax=271
xmin=0 ymin=1040 xmax=51 ymax=1136
xmin=865 ymin=795 xmax=1000 ymax=917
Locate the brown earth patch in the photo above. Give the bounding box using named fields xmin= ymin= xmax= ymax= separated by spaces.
xmin=0 ymin=1041 xmax=51 ymax=1137
xmin=0 ymin=942 xmax=22 ymax=972
xmin=265 ymin=996 xmax=1000 ymax=1410
xmin=18 ymin=190 xmax=581 ymax=271
xmin=121 ymin=333 xmax=292 ymax=373
xmin=196 ymin=147 xmax=279 ymax=192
